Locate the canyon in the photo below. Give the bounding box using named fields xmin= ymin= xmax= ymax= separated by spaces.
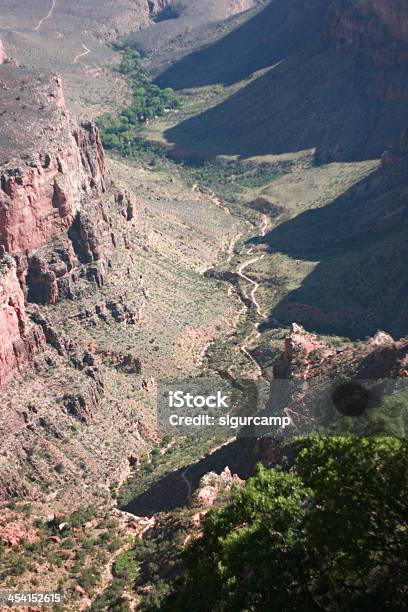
xmin=0 ymin=0 xmax=407 ymax=607
xmin=0 ymin=57 xmax=111 ymax=390
xmin=0 ymin=30 xmax=239 ymax=515
xmin=162 ymin=0 xmax=408 ymax=160
xmin=0 ymin=38 xmax=158 ymax=506
xmin=0 ymin=0 xmax=407 ymax=513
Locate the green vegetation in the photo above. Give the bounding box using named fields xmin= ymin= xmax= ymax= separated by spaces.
xmin=0 ymin=504 xmax=125 ymax=601
xmin=113 ymin=549 xmax=139 ymax=583
xmin=158 ymin=437 xmax=408 ymax=611
xmin=117 ymin=433 xmax=228 ymax=510
xmin=97 ymin=42 xmax=292 ymax=214
xmin=97 ymin=44 xmax=181 ymax=156
xmin=182 ymin=159 xmax=289 ymax=205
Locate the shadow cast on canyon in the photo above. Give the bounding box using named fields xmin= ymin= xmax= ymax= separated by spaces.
xmin=120 ymin=437 xmax=286 ymax=517
xmin=159 ymin=0 xmax=408 ymax=163
xmin=163 ymin=43 xmax=408 ymax=163
xmin=156 ymin=0 xmax=328 ymax=90
xmin=254 ymin=162 xmax=408 ymax=339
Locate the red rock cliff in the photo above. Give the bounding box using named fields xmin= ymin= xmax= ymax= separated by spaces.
xmin=0 ymin=65 xmax=110 ymax=384
xmin=0 ymin=255 xmax=44 ymax=387
xmin=0 ymin=66 xmax=106 ymax=256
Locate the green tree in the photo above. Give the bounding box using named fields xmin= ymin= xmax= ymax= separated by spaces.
xmin=160 ymin=437 xmax=408 ymax=611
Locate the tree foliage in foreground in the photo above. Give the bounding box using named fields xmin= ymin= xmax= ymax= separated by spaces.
xmin=158 ymin=437 xmax=408 ymax=611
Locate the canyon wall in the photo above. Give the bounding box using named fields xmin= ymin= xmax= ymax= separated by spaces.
xmin=327 ymin=0 xmax=408 ymax=50
xmin=0 ymin=62 xmax=136 ymax=388
xmin=0 ymin=256 xmax=44 ymax=387
xmin=0 ymin=69 xmax=106 ymax=255
xmin=327 ymin=0 xmax=408 ymax=100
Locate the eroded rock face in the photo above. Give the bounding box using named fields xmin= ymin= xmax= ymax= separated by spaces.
xmin=0 ymin=38 xmax=6 ymax=64
xmin=274 ymin=323 xmax=408 ymax=382
xmin=62 ymin=386 xmax=100 ymax=423
xmin=0 ymin=256 xmax=44 ymax=386
xmin=0 ymin=67 xmax=106 ymax=256
xmin=327 ymin=0 xmax=408 ymax=100
xmin=0 ymin=63 xmax=140 ymax=391
xmin=194 ymin=467 xmax=244 ymax=508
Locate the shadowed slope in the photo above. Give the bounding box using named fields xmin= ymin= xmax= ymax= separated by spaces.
xmin=156 ymin=0 xmax=328 ymax=88
xmin=257 ymin=144 xmax=408 ymax=338
xmin=162 ymin=0 xmax=408 ymax=162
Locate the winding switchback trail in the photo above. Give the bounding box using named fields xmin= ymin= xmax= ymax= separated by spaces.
xmin=236 ymin=213 xmax=268 ymax=319
xmin=238 ymin=255 xmax=266 ymax=319
xmin=34 ymin=0 xmax=56 ymax=31
xmin=181 ymin=466 xmax=193 ymax=504
xmin=203 ymin=191 xmax=270 ymax=378
xmin=235 ymin=213 xmax=268 ymax=376
xmin=73 ymin=44 xmax=91 ymax=64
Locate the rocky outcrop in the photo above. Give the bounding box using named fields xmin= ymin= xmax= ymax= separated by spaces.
xmin=0 ymin=67 xmax=106 ymax=256
xmin=116 ymin=190 xmax=137 ymax=222
xmin=24 ymin=237 xmax=78 ymax=304
xmin=62 ymin=385 xmax=100 ymax=423
xmin=194 ymin=467 xmax=244 ymax=508
xmin=273 ymin=323 xmax=336 ymax=379
xmin=148 ymin=0 xmax=172 ymax=13
xmin=0 ymin=519 xmax=38 ymax=548
xmin=0 ymin=38 xmax=7 ymax=64
xmin=274 ymin=323 xmax=408 ymax=382
xmin=0 ymin=255 xmax=44 ymax=386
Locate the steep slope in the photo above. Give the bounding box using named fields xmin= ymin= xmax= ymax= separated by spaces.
xmin=257 ymin=130 xmax=408 ymax=338
xmin=162 ymin=0 xmax=408 ymax=162
xmin=0 ymin=257 xmax=44 ymax=387
xmin=0 ymin=55 xmax=241 ymax=509
xmin=0 ymin=61 xmax=147 ymax=503
xmin=0 ymin=64 xmax=109 ymax=388
xmin=0 ymin=67 xmax=106 ymax=255
xmin=129 ymin=0 xmax=265 ymax=73
xmin=156 ymin=0 xmax=328 ymax=88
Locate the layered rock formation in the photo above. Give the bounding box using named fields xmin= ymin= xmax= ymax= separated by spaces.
xmin=0 ymin=67 xmax=106 ymax=255
xmin=0 ymin=256 xmax=44 ymax=387
xmin=0 ymin=62 xmax=139 ymax=388
xmin=0 ymin=56 xmax=149 ymax=507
